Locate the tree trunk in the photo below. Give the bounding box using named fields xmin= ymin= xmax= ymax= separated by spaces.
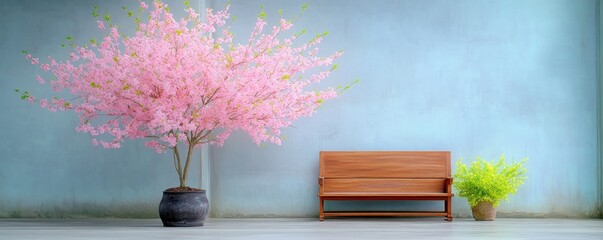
xmin=173 ymin=140 xmax=198 ymax=188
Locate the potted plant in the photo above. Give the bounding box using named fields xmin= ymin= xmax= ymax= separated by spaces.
xmin=17 ymin=1 xmax=349 ymax=227
xmin=453 ymin=155 xmax=527 ymax=221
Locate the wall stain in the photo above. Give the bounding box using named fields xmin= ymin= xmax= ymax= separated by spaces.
xmin=0 ymin=202 xmax=158 ymax=219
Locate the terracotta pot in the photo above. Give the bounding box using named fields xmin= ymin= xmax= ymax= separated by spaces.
xmin=471 ymin=201 xmax=496 ymax=221
xmin=159 ymin=190 xmax=209 ymax=227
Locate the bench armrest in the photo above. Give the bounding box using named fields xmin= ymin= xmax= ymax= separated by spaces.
xmin=318 ymin=177 xmax=325 ymax=195
xmin=445 ymin=177 xmax=453 ymax=193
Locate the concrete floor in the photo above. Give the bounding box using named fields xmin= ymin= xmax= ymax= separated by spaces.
xmin=0 ymin=218 xmax=602 ymax=240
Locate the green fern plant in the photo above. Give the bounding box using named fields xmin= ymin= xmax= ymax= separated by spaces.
xmin=454 ymin=155 xmax=527 ymax=207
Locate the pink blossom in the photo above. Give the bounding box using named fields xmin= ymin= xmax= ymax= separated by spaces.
xmin=97 ymin=20 xmax=105 ymax=30
xmin=110 ymin=27 xmax=119 ymax=39
xmin=40 ymin=64 xmax=51 ymax=71
xmin=36 ymin=75 xmax=45 ymax=84
xmin=140 ymin=1 xmax=148 ymax=10
xmin=69 ymin=53 xmax=79 ymax=61
xmin=76 ymin=123 xmax=94 ymax=133
xmin=39 ymin=99 xmax=49 ymax=109
xmin=160 ymin=135 xmax=177 ymax=147
xmin=22 ymin=0 xmax=343 ymax=153
xmin=145 ymin=140 xmax=166 ymax=153
xmin=100 ymin=140 xmax=120 ymax=148
xmin=280 ymin=19 xmax=292 ymax=30
xmin=78 ymin=47 xmax=95 ymax=59
xmin=186 ymin=8 xmax=199 ymax=19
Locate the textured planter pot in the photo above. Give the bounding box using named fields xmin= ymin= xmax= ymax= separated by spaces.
xmin=159 ymin=190 xmax=209 ymax=227
xmin=471 ymin=201 xmax=496 ymax=221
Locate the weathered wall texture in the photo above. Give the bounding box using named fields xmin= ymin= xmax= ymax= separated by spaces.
xmin=0 ymin=0 xmax=202 ymax=218
xmin=0 ymin=0 xmax=600 ymax=218
xmin=599 ymin=0 xmax=603 ymax=218
xmin=209 ymin=0 xmax=600 ymax=218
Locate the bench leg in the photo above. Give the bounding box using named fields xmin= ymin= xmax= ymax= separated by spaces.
xmin=319 ymin=197 xmax=325 ymax=221
xmin=445 ymin=197 xmax=453 ymax=221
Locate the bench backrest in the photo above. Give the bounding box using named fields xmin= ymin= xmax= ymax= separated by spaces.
xmin=319 ymin=151 xmax=451 ymax=193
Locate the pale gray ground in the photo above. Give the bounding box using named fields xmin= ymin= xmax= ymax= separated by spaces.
xmin=1 ymin=218 xmax=602 ymax=240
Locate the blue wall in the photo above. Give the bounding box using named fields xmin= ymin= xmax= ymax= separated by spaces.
xmin=0 ymin=0 xmax=600 ymax=218
xmin=0 ymin=0 xmax=202 ymax=218
xmin=598 ymin=0 xmax=603 ymax=218
xmin=210 ymin=0 xmax=600 ymax=217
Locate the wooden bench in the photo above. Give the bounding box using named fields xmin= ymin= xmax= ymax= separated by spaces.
xmin=318 ymin=151 xmax=453 ymax=221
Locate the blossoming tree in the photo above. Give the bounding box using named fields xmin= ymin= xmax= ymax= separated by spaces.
xmin=19 ymin=1 xmax=344 ymax=189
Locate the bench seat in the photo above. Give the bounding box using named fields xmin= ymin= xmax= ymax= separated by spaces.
xmin=321 ymin=192 xmax=453 ymax=197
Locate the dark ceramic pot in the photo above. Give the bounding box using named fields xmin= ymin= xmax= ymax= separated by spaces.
xmin=159 ymin=190 xmax=209 ymax=227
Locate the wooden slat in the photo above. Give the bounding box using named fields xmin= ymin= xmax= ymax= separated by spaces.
xmin=323 ymin=178 xmax=446 ymax=193
xmin=320 ymin=192 xmax=452 ymax=197
xmin=320 ymin=151 xmax=450 ymax=178
xmin=323 ymin=211 xmax=448 ymax=217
